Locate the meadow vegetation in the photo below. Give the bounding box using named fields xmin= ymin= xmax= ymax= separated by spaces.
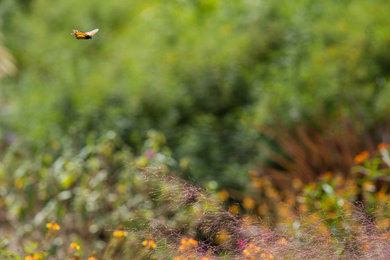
xmin=1 ymin=0 xmax=390 ymax=259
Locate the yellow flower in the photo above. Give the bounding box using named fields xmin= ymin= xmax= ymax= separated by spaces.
xmin=354 ymin=150 xmax=369 ymax=164
xmin=70 ymin=242 xmax=80 ymax=250
xmin=243 ymin=243 xmax=260 ymax=257
xmin=216 ymin=230 xmax=229 ymax=244
xmin=179 ymin=237 xmax=198 ymax=251
xmin=243 ymin=197 xmax=256 ymax=210
xmin=24 ymin=254 xmax=43 ymax=260
xmin=187 ymin=238 xmax=197 ymax=246
xmin=113 ymin=230 xmax=128 ymax=237
xmin=229 ymin=204 xmax=240 ymax=215
xmin=142 ymin=239 xmax=156 ymax=249
xmin=173 ymin=256 xmax=187 ymax=260
xmin=217 ymin=190 xmax=229 ymax=201
xmin=46 ymin=222 xmax=60 ymax=230
xmin=278 ymin=237 xmax=287 ymax=245
xmin=88 ymin=257 xmax=97 ymax=260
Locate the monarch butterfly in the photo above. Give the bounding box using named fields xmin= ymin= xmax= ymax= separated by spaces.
xmin=71 ymin=29 xmax=99 ymax=39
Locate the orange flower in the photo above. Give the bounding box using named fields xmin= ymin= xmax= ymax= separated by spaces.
xmin=354 ymin=151 xmax=369 ymax=164
xmin=378 ymin=143 xmax=389 ymax=150
xmin=229 ymin=204 xmax=240 ymax=215
xmin=142 ymin=239 xmax=156 ymax=249
xmin=46 ymin=222 xmax=60 ymax=230
xmin=187 ymin=238 xmax=197 ymax=246
xmin=113 ymin=230 xmax=128 ymax=237
xmin=243 ymin=243 xmax=260 ymax=257
xmin=24 ymin=254 xmax=42 ymax=260
xmin=179 ymin=237 xmax=198 ymax=251
xmin=243 ymin=197 xmax=256 ymax=210
xmin=216 ymin=230 xmax=229 ymax=244
xmin=173 ymin=257 xmax=187 ymax=260
xmin=217 ymin=190 xmax=229 ymax=201
xmin=88 ymin=257 xmax=97 ymax=260
xmin=70 ymin=242 xmax=80 ymax=250
xmin=278 ymin=237 xmax=287 ymax=245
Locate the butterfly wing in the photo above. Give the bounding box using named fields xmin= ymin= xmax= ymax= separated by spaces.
xmin=85 ymin=29 xmax=99 ymax=37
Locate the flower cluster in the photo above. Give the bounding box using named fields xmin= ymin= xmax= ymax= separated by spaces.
xmin=46 ymin=221 xmax=60 ymax=231
xmin=142 ymin=239 xmax=157 ymax=249
xmin=242 ymin=243 xmax=260 ymax=259
xmin=179 ymin=237 xmax=198 ymax=251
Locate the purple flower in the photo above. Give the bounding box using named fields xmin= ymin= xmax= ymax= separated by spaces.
xmin=145 ymin=149 xmax=155 ymax=159
xmin=237 ymin=239 xmax=248 ymax=250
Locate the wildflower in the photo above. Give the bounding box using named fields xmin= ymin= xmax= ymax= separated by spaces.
xmin=354 ymin=151 xmax=369 ymax=164
xmin=173 ymin=257 xmax=186 ymax=260
xmin=142 ymin=239 xmax=156 ymax=249
xmin=320 ymin=172 xmax=333 ymax=181
xmin=145 ymin=149 xmax=155 ymax=159
xmin=278 ymin=237 xmax=287 ymax=245
xmin=243 ymin=197 xmax=256 ymax=210
xmin=46 ymin=221 xmax=60 ymax=230
xmin=179 ymin=237 xmax=198 ymax=251
xmin=113 ymin=230 xmax=128 ymax=237
xmin=24 ymin=253 xmax=43 ymax=260
xmin=376 ymin=190 xmax=387 ymax=201
xmin=187 ymin=238 xmax=197 ymax=246
xmin=237 ymin=239 xmax=248 ymax=250
xmin=251 ymin=177 xmax=262 ymax=188
xmin=229 ymin=204 xmax=240 ymax=215
xmin=216 ymin=230 xmax=229 ymax=244
xmin=378 ymin=143 xmax=389 ymax=150
xmin=308 ymin=182 xmax=316 ymax=190
xmin=136 ymin=156 xmax=148 ymax=167
xmin=261 ymin=252 xmax=272 ymax=258
xmin=70 ymin=242 xmax=80 ymax=250
xmin=243 ymin=243 xmax=260 ymax=258
xmin=217 ymin=190 xmax=229 ymax=201
xmin=362 ymin=244 xmax=369 ymax=251
xmin=113 ymin=225 xmax=128 ymax=237
xmin=117 ymin=183 xmax=127 ymax=194
xmin=88 ymin=258 xmax=97 ymax=260
xmin=257 ymin=204 xmax=268 ymax=215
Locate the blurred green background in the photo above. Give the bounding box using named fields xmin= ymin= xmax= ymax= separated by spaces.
xmin=3 ymin=0 xmax=390 ymax=189
xmin=2 ymin=0 xmax=390 ymax=258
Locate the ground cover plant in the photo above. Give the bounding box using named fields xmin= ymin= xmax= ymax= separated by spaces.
xmin=1 ymin=132 xmax=390 ymax=259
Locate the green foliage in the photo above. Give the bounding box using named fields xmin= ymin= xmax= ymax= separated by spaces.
xmin=2 ymin=0 xmax=390 ymax=187
xmin=0 ymin=131 xmax=221 ymax=258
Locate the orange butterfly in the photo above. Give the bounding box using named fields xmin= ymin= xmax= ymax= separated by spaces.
xmin=71 ymin=29 xmax=99 ymax=39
